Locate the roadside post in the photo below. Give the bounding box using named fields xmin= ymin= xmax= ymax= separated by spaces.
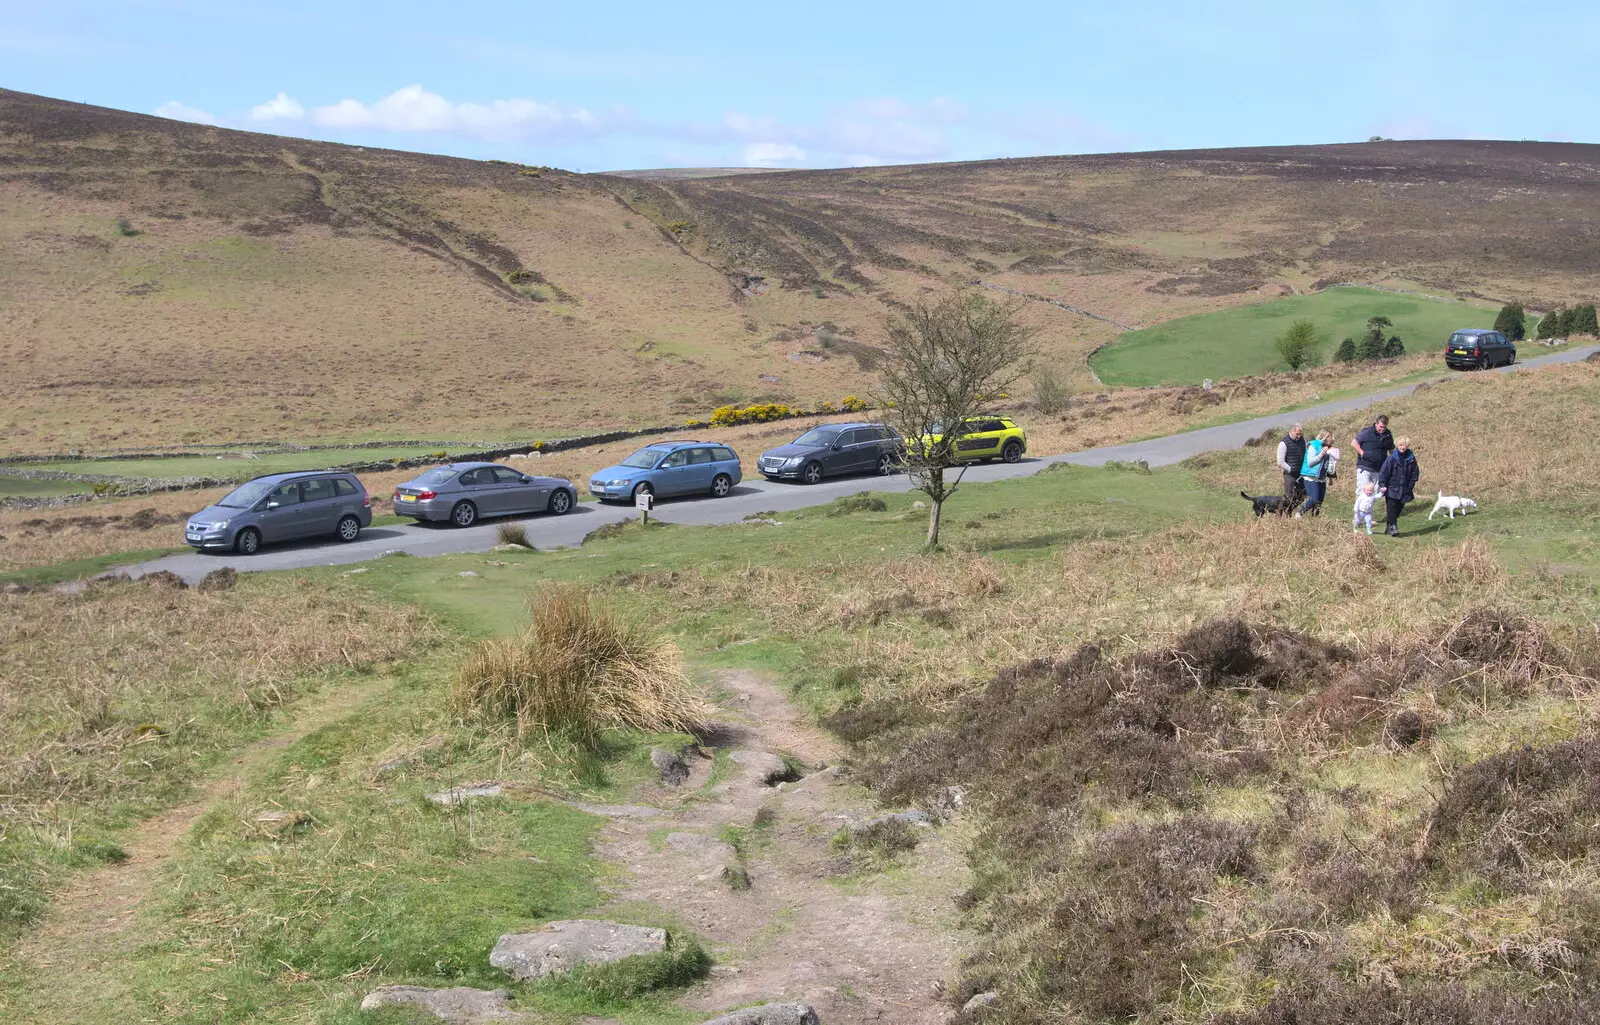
xmin=635 ymin=490 xmax=653 ymax=525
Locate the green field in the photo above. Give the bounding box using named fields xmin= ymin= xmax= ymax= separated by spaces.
xmin=17 ymin=445 xmax=505 ymax=483
xmin=0 ymin=475 xmax=92 ymax=499
xmin=1091 ymin=286 xmax=1499 ymax=386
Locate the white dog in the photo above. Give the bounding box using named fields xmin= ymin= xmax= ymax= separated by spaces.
xmin=1428 ymin=492 xmax=1479 ymax=519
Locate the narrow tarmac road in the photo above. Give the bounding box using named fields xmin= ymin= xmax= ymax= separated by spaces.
xmin=118 ymin=345 xmax=1597 ymax=584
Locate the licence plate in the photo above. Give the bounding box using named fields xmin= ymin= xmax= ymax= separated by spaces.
xmin=186 ymin=532 xmax=203 ymax=541
xmin=1452 ymin=349 xmax=1469 ymax=355
xmin=399 ymin=494 xmax=416 ymax=502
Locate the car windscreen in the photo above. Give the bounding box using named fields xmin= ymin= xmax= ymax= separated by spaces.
xmin=1449 ymin=333 xmax=1479 ymax=346
xmin=413 ymin=467 xmax=458 ymax=486
xmin=216 ymin=480 xmax=275 ymax=508
xmin=793 ymin=428 xmax=842 ymax=447
xmin=619 ymin=449 xmax=666 ymax=469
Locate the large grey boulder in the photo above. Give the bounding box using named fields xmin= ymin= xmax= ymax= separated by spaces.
xmin=358 ymin=985 xmax=529 ymax=1022
xmin=489 ymin=920 xmax=668 ymax=981
xmin=700 ymin=1004 xmax=820 ymax=1025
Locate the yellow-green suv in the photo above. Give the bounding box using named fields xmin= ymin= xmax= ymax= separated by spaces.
xmin=925 ymin=415 xmax=1027 ymax=464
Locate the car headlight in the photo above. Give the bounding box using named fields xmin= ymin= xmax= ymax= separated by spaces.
xmin=783 ymin=457 xmax=804 ymax=467
xmin=208 ymin=520 xmax=230 ymax=531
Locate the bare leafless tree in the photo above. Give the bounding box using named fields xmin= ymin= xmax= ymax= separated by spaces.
xmin=875 ymin=292 xmax=1036 ymax=547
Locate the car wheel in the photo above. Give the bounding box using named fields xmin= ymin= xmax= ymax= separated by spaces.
xmin=336 ymin=515 xmax=361 ymax=542
xmin=1002 ymin=440 xmax=1023 ymax=463
xmin=234 ymin=527 xmax=261 ymax=555
xmin=547 ymin=489 xmax=572 ymax=515
xmin=1505 ymin=349 xmax=1516 ymax=366
xmin=711 ymin=473 xmax=733 ymax=497
xmin=1478 ymin=355 xmax=1489 ymax=370
xmin=450 ymin=501 xmax=477 ymax=528
xmin=632 ymin=481 xmax=654 ymax=502
xmin=801 ymin=461 xmax=823 ymax=485
xmin=876 ymin=453 xmax=895 ymax=475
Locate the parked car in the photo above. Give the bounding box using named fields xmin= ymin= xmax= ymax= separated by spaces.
xmin=393 ymin=462 xmax=576 ymax=527
xmin=185 ymin=471 xmax=372 ymax=554
xmin=588 ymin=441 xmax=741 ymax=502
xmin=920 ymin=415 xmax=1028 ymax=463
xmin=1444 ymin=329 xmax=1516 ymax=370
xmin=758 ymin=422 xmax=902 ymax=484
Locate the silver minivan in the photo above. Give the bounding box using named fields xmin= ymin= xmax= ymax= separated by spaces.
xmin=185 ymin=471 xmax=372 ymax=554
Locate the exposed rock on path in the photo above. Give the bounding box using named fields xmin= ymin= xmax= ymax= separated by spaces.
xmin=359 ymin=985 xmax=532 ymax=1022
xmin=702 ymin=1003 xmax=821 ymax=1024
xmin=489 ymin=919 xmax=668 ymax=981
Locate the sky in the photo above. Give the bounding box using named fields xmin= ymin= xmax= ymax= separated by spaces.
xmin=4 ymin=0 xmax=1597 ymax=171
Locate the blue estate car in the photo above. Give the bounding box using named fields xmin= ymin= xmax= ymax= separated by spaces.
xmin=588 ymin=441 xmax=742 ymax=502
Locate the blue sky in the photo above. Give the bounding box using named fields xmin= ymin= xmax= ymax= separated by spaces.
xmin=4 ymin=0 xmax=1596 ymax=171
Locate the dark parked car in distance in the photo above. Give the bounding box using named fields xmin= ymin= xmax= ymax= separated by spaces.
xmin=185 ymin=471 xmax=372 ymax=554
xmin=757 ymin=422 xmax=902 ymax=484
xmin=1445 ymin=329 xmax=1516 ymax=370
xmin=393 ymin=462 xmax=577 ymax=527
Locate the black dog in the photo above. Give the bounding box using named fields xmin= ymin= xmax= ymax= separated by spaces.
xmin=1242 ymin=491 xmax=1291 ymax=517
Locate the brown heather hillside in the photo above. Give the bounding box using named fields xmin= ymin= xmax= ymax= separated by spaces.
xmin=5 ymin=87 xmax=1600 ymax=454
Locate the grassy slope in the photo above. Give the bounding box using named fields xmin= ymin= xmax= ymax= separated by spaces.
xmin=2 ymin=362 xmax=1599 ymax=1023
xmin=8 ymin=89 xmax=1600 ymax=455
xmin=1091 ymin=286 xmax=1499 ymax=386
xmin=0 ymin=476 xmax=90 ymax=498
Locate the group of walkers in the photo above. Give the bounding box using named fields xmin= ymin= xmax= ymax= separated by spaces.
xmin=1274 ymin=414 xmax=1421 ymax=535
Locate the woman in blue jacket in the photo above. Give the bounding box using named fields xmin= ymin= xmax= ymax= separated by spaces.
xmin=1294 ymin=431 xmax=1332 ymax=518
xmin=1376 ymin=436 xmax=1420 ymax=536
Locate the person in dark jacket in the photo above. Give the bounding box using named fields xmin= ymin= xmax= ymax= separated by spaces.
xmin=1376 ymin=436 xmax=1420 ymax=536
xmin=1276 ymin=423 xmax=1307 ymax=505
xmin=1352 ymin=414 xmax=1394 ymax=496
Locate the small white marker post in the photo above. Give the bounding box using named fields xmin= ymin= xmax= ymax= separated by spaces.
xmin=635 ymin=490 xmax=653 ymax=525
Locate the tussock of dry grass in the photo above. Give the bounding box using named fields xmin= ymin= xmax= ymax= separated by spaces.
xmin=451 ymin=587 xmax=706 ymax=740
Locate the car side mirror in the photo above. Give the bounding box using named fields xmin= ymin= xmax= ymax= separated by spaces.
xmin=522 ymin=475 xmax=534 ymax=483
xmin=265 ymin=501 xmax=280 ymax=509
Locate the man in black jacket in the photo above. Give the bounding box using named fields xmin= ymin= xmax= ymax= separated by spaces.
xmin=1276 ymin=423 xmax=1306 ymax=504
xmin=1351 ymin=414 xmax=1394 ymax=496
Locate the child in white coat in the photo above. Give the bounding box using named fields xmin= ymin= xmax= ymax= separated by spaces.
xmin=1352 ymin=481 xmax=1378 ymax=535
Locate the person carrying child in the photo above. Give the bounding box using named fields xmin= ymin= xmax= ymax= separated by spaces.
xmin=1352 ymin=480 xmax=1378 ymax=535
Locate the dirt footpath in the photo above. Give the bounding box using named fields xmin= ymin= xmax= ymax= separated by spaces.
xmin=595 ymin=669 xmax=966 ymax=1024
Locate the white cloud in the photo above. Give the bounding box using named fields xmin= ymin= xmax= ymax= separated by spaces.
xmin=144 ymin=85 xmax=1123 ymax=170
xmin=153 ymin=101 xmax=219 ymax=126
xmin=249 ymin=92 xmax=304 ymax=121
xmin=308 ymin=85 xmax=601 ymax=142
xmin=712 ymin=97 xmax=974 ymax=165
xmin=743 ymin=142 xmax=806 ymax=167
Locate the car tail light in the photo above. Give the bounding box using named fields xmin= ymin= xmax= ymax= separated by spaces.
xmin=419 ymin=490 xmax=437 ymax=500
xmin=363 ymin=492 xmax=372 ymax=507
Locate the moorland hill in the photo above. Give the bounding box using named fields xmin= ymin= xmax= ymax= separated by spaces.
xmin=4 ymin=87 xmax=1599 ymax=453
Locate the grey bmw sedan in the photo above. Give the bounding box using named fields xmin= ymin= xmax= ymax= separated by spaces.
xmin=393 ymin=462 xmax=576 ymax=527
